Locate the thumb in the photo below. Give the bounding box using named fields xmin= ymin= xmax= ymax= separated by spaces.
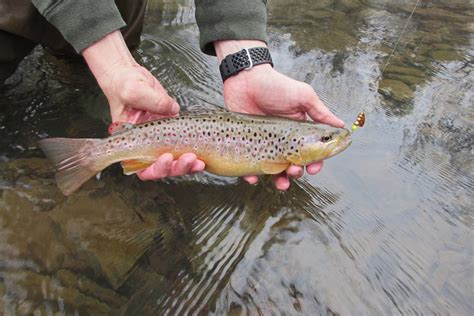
xmin=121 ymin=80 xmax=180 ymax=116
xmin=299 ymin=83 xmax=344 ymax=128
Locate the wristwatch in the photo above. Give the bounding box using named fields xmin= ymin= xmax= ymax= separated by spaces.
xmin=219 ymin=47 xmax=273 ymax=82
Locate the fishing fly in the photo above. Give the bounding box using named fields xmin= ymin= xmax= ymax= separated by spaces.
xmin=351 ymin=112 xmax=366 ymax=133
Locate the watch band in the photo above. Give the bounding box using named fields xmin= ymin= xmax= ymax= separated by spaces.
xmin=219 ymin=47 xmax=273 ymax=82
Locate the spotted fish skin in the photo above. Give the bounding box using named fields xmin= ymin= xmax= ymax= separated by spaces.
xmin=38 ymin=111 xmax=351 ymax=195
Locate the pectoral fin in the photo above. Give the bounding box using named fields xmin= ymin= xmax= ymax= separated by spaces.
xmin=121 ymin=159 xmax=154 ymax=175
xmin=260 ymin=161 xmax=290 ymax=174
xmin=285 ymin=154 xmax=302 ymax=165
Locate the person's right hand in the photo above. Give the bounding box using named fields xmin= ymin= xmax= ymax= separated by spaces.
xmin=82 ymin=31 xmax=205 ymax=180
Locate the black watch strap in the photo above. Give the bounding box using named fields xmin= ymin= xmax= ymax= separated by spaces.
xmin=219 ymin=47 xmax=273 ymax=82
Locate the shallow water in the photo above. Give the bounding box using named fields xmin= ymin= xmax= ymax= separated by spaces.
xmin=1 ymin=0 xmax=473 ymax=315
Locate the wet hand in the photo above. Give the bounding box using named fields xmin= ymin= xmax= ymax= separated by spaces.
xmin=102 ymin=65 xmax=205 ymax=179
xmin=101 ymin=64 xmax=180 ymax=123
xmin=214 ymin=40 xmax=344 ymax=190
xmin=82 ymin=31 xmax=205 ymax=179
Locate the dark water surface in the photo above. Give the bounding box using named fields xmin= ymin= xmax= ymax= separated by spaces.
xmin=1 ymin=0 xmax=473 ymax=314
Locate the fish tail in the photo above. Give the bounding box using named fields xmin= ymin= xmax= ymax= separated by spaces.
xmin=38 ymin=138 xmax=107 ymax=195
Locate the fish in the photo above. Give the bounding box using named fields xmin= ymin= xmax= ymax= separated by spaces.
xmin=38 ymin=111 xmax=352 ymax=195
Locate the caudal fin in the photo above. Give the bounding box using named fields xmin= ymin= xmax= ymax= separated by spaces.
xmin=38 ymin=138 xmax=105 ymax=195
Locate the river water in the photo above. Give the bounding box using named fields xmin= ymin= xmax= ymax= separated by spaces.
xmin=0 ymin=0 xmax=473 ymax=315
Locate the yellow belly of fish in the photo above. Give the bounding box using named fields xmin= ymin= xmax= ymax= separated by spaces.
xmin=118 ymin=146 xmax=290 ymax=176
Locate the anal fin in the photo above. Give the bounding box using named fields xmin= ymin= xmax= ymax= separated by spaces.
xmin=121 ymin=159 xmax=154 ymax=175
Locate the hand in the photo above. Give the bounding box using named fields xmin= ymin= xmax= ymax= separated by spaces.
xmin=214 ymin=40 xmax=344 ymax=190
xmin=101 ymin=64 xmax=205 ymax=180
xmin=83 ymin=31 xmax=205 ymax=179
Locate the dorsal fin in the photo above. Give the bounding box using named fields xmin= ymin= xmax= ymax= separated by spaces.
xmin=108 ymin=122 xmax=135 ymax=135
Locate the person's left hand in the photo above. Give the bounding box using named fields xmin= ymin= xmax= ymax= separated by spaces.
xmin=218 ymin=46 xmax=344 ymax=190
xmin=82 ymin=30 xmax=205 ymax=180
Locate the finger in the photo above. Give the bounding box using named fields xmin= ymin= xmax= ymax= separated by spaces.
xmin=273 ymin=173 xmax=291 ymax=191
xmin=299 ymin=84 xmax=344 ymax=128
xmin=286 ymin=165 xmax=304 ymax=179
xmin=169 ymin=153 xmax=197 ymax=176
xmin=244 ymin=175 xmax=259 ymax=185
xmin=137 ymin=153 xmax=173 ymax=180
xmin=119 ymin=108 xmax=145 ymax=124
xmin=121 ymin=80 xmax=179 ymax=116
xmin=190 ymin=159 xmax=206 ymax=173
xmin=306 ymin=161 xmax=323 ymax=175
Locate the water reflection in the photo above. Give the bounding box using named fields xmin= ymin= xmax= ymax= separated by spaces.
xmin=0 ymin=156 xmax=341 ymax=314
xmin=116 ymin=178 xmax=339 ymax=314
xmin=268 ymin=0 xmax=473 ymax=113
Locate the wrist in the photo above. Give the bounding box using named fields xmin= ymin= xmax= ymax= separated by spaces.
xmin=82 ymin=30 xmax=137 ymax=89
xmin=214 ymin=40 xmax=267 ymax=63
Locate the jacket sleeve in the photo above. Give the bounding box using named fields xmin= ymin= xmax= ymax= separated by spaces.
xmin=195 ymin=0 xmax=268 ymax=56
xmin=31 ymin=0 xmax=126 ymax=53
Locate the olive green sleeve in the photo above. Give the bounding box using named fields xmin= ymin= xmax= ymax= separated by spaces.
xmin=31 ymin=0 xmax=126 ymax=53
xmin=195 ymin=0 xmax=268 ymax=56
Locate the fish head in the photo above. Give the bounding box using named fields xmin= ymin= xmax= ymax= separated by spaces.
xmin=285 ymin=126 xmax=352 ymax=165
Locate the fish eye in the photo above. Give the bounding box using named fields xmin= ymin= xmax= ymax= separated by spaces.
xmin=320 ymin=135 xmax=332 ymax=142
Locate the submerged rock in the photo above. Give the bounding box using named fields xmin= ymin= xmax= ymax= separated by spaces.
xmin=384 ymin=64 xmax=426 ymax=78
xmin=429 ymin=49 xmax=464 ymax=61
xmin=0 ymin=156 xmax=173 ymax=311
xmin=1 ymin=270 xmax=111 ymax=314
xmin=55 ymin=269 xmax=127 ymax=308
xmin=384 ymin=73 xmax=425 ymax=87
xmin=378 ymin=79 xmax=415 ymax=103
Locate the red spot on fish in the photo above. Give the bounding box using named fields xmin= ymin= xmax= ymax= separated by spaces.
xmin=108 ymin=122 xmax=119 ymax=134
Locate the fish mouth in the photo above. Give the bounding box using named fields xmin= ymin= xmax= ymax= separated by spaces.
xmin=327 ymin=130 xmax=352 ymax=157
xmin=334 ymin=132 xmax=352 ymax=154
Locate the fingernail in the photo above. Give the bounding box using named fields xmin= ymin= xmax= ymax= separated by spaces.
xmin=171 ymin=101 xmax=180 ymax=114
xmin=191 ymin=160 xmax=205 ymax=172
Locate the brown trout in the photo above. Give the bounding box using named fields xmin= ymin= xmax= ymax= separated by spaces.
xmin=38 ymin=111 xmax=352 ymax=195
